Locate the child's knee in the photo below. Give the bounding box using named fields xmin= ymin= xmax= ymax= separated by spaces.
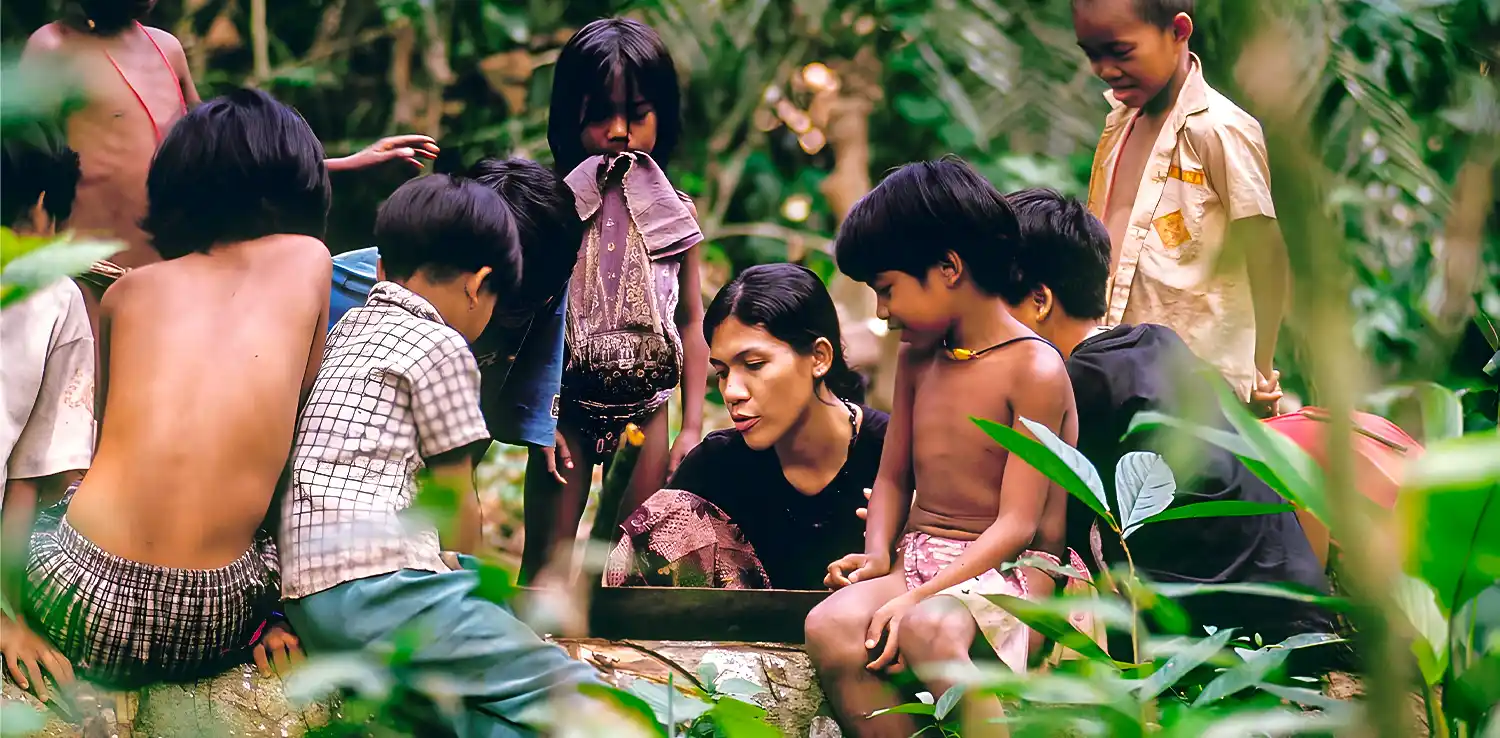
xmin=899 ymin=597 xmax=974 ymax=659
xmin=805 ymin=595 xmax=874 ymax=669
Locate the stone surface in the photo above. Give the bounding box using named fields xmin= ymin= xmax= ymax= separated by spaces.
xmin=2 ymin=664 xmax=331 ymax=737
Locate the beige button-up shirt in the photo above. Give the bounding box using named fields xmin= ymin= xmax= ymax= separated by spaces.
xmin=1086 ymin=55 xmax=1276 ymax=400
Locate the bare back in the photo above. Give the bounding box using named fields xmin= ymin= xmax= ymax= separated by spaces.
xmin=903 ymin=334 xmax=1077 ymax=555
xmin=67 ymin=236 xmax=330 ymax=568
xmin=1102 ymin=113 xmax=1167 ymax=269
xmin=23 ymin=22 xmax=196 ymax=268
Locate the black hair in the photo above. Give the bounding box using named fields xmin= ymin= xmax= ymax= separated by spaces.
xmin=465 ymin=157 xmax=582 ymax=309
xmin=705 ymin=263 xmax=865 ymax=404
xmin=142 ymin=88 xmax=330 ymax=260
xmin=834 ymin=156 xmax=1023 ymax=298
xmin=61 ymin=1 xmax=157 ymax=35
xmin=374 ymin=174 xmax=521 ymax=296
xmin=1 ymin=118 xmax=80 ymax=229
xmin=547 ymin=18 xmax=682 ymax=174
xmin=1005 ymin=188 xmax=1111 ymax=320
xmin=1073 ymin=0 xmax=1194 ymax=28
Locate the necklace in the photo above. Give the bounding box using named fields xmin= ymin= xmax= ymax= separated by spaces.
xmin=943 ymin=334 xmax=1054 ymax=361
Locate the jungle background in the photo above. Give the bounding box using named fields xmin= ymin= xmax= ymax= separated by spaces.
xmin=3 ymin=0 xmax=1498 ymax=559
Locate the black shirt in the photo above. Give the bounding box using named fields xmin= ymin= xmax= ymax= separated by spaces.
xmin=1067 ymin=324 xmax=1335 ymax=642
xmin=666 ymin=405 xmax=889 ymax=590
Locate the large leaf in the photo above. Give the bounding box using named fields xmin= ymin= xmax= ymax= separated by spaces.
xmin=577 ymin=683 xmax=669 ymax=738
xmin=1136 ymin=627 xmax=1237 ymax=701
xmin=1135 ymin=501 xmax=1295 ymax=528
xmin=1193 ymin=648 xmax=1292 ymax=705
xmin=1393 ymin=575 xmax=1450 ymax=686
xmin=1399 ymin=430 xmax=1500 ymax=614
xmin=1116 ymin=452 xmax=1176 ymax=537
xmin=1127 ymin=376 xmax=1332 ymax=525
xmin=704 ymin=696 xmax=779 ymax=738
xmin=1153 ymin=581 xmax=1352 ymax=612
xmin=983 ymin=593 xmax=1119 ymax=665
xmin=972 ymin=416 xmax=1115 ymax=529
xmin=0 ymin=231 xmax=123 ymax=310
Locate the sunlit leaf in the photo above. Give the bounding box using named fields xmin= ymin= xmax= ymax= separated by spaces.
xmin=1136 ymin=627 xmax=1236 ymax=700
xmin=983 ymin=593 xmax=1118 ymax=664
xmin=934 ymin=685 xmax=963 ymax=720
xmin=0 ymin=231 xmax=123 ymax=310
xmin=868 ymin=702 xmax=937 ymax=717
xmin=713 ymin=678 xmax=766 ymax=700
xmin=1255 ymin=682 xmax=1349 ymax=711
xmin=629 ymin=679 xmax=713 ymax=726
xmin=1193 ymin=647 xmax=1291 ymax=705
xmin=1399 ymin=430 xmax=1500 ymax=613
xmin=1195 ymin=707 xmax=1354 ymax=738
xmin=1153 ymin=581 xmax=1352 ymax=612
xmin=1393 ymin=575 xmax=1449 ymax=686
xmin=973 ymin=416 xmax=1115 ymax=529
xmin=1134 ymin=501 xmax=1295 ymax=529
xmin=578 ymin=683 xmax=669 ymax=738
xmin=704 ymin=695 xmax=778 ymax=738
xmin=1115 ymin=452 xmax=1176 ymax=537
xmin=998 ymin=554 xmax=1090 ymax=584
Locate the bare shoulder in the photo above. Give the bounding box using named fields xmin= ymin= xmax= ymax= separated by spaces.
xmin=265 ymin=235 xmax=333 ymax=288
xmin=24 ymin=23 xmax=67 ymax=55
xmin=1009 ymin=339 xmax=1074 ymax=405
xmin=141 ymin=25 xmax=187 ymax=56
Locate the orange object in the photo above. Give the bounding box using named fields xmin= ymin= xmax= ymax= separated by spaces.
xmin=1263 ymin=408 xmax=1424 ymax=568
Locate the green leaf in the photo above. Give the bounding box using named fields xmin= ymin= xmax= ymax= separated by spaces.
xmin=705 ymin=696 xmax=779 ymax=738
xmin=1153 ymin=581 xmax=1352 ymax=612
xmin=972 ymin=416 xmax=1115 ymax=529
xmin=1136 ymin=627 xmax=1236 ymax=701
xmin=934 ymin=685 xmax=963 ymax=720
xmin=868 ymin=702 xmax=937 ymax=717
xmin=1264 ymin=632 xmax=1344 ymax=651
xmin=1393 ymin=575 xmax=1449 ymax=686
xmin=578 ymin=684 xmax=669 ymax=738
xmin=0 ymin=231 xmax=123 ymax=310
xmin=1135 ymin=501 xmax=1295 ymax=528
xmin=998 ymin=554 xmax=1089 ymax=583
xmin=696 ymin=662 xmax=719 ymax=689
xmin=1193 ymin=648 xmax=1292 ymax=705
xmin=0 ymin=701 xmax=46 ymax=737
xmin=1254 ymin=682 xmax=1350 ymax=711
xmin=983 ymin=593 xmax=1118 ymax=664
xmin=1115 ymin=451 xmax=1176 ymax=537
xmin=1411 ymin=382 xmax=1465 ymax=442
xmin=713 ymin=678 xmax=766 ymax=700
xmin=1399 ymin=430 xmax=1500 ymax=614
xmin=630 ymin=679 xmax=713 ymax=727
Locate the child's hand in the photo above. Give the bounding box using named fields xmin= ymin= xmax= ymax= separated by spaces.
xmin=545 ymin=430 xmax=574 ymax=485
xmin=667 ymin=432 xmax=700 ymax=476
xmin=865 ymin=591 xmax=922 ymax=671
xmin=824 ymin=552 xmax=889 ymax=589
xmin=252 ymin=622 xmax=304 ymax=677
xmin=329 ymin=135 xmax=439 ymax=172
xmin=0 ymin=616 xmax=72 ymax=702
xmin=1250 ymin=370 xmax=1283 ymax=418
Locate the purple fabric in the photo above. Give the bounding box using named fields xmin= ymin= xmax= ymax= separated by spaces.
xmin=564 ymin=152 xmax=702 ymax=260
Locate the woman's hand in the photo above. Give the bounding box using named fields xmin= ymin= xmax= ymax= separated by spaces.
xmin=252 ymin=622 xmax=304 ymax=677
xmin=865 ymin=591 xmax=923 ymax=671
xmin=824 ymin=551 xmax=890 ymax=589
xmin=856 ymin=487 xmax=871 ymax=523
xmin=326 ymin=135 xmax=439 ymax=172
xmin=0 ymin=616 xmax=72 ymax=701
xmin=667 ymin=431 xmax=700 ymax=476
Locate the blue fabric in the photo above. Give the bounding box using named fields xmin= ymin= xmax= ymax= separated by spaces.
xmin=285 ymin=567 xmax=601 ymax=738
xmin=327 ymin=248 xmax=563 ymax=448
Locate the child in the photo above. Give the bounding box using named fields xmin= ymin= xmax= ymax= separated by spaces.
xmin=22 ymin=2 xmax=437 ymax=321
xmin=324 ymin=159 xmax=585 ymax=583
xmin=1000 ymin=187 xmax=1335 ymax=652
xmin=20 ymin=88 xmax=332 ymax=688
xmin=804 ymin=159 xmax=1085 ymax=737
xmin=279 ymin=174 xmax=602 ymax=734
xmin=0 ymin=120 xmax=93 ymax=701
xmin=533 ymin=18 xmax=708 ymax=580
xmin=1073 ymin=0 xmax=1289 ymax=416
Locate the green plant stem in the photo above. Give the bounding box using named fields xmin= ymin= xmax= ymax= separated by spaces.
xmin=1424 ymin=682 xmax=1451 ymax=738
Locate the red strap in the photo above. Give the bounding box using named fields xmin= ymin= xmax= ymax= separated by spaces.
xmin=101 ymin=22 xmax=187 ymax=142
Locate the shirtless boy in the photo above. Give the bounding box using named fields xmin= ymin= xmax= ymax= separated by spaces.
xmin=804 ymin=159 xmax=1081 ymax=737
xmin=19 ymin=88 xmax=332 ymax=687
xmin=1074 ymin=0 xmax=1289 ymax=415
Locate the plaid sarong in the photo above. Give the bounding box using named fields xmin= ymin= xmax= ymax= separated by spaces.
xmin=24 ymin=494 xmax=280 ymax=688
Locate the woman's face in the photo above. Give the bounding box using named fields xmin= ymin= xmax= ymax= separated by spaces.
xmin=579 ymin=73 xmax=658 ymax=158
xmin=709 ymin=317 xmax=828 ymax=451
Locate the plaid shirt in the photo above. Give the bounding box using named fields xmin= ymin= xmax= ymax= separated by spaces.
xmin=280 ymin=282 xmax=490 ymax=599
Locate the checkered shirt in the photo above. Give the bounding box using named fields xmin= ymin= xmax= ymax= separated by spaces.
xmin=280 ymin=281 xmax=490 ymax=599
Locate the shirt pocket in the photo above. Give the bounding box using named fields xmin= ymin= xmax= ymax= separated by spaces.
xmin=1148 ymin=173 xmax=1211 ymax=264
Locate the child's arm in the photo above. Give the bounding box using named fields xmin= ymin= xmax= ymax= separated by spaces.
xmin=864 ymin=352 xmax=1072 ymax=669
xmin=1238 ymin=216 xmax=1288 ymax=378
xmin=412 ymin=338 xmax=492 ymax=554
xmin=325 ymin=136 xmax=440 ymax=172
xmin=426 ymin=448 xmax=484 ymax=554
xmin=153 ymin=28 xmax=201 ymax=107
xmin=669 ymin=211 xmax=708 ymax=473
xmin=827 ymin=346 xmax=918 ymax=587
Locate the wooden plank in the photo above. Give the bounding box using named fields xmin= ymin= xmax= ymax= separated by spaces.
xmin=551 ymin=587 xmax=831 ymax=643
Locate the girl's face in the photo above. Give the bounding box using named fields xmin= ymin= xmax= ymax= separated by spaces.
xmin=709 ymin=317 xmax=831 ymax=451
xmin=580 ymin=73 xmax=658 ymax=157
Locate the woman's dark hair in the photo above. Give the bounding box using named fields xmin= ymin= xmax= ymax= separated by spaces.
xmin=465 ymin=157 xmax=582 ymax=310
xmin=705 ymin=263 xmax=865 ymax=403
xmin=1 ymin=118 xmax=80 ymax=228
xmin=375 ymin=174 xmax=521 ymax=296
xmin=143 ymin=88 xmax=330 ymax=260
xmin=834 ymin=156 xmax=1023 ymax=298
xmin=547 ymin=18 xmax=682 ymax=175
xmin=61 ymin=1 xmax=157 ymax=35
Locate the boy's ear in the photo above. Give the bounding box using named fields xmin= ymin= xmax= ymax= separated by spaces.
xmin=1033 ymin=286 xmax=1056 ymax=322
xmin=464 ymin=266 xmax=494 ymax=308
xmin=1171 ymin=12 xmax=1193 ymax=43
xmin=18 ymin=193 xmax=55 ymax=237
xmin=940 ymin=250 xmax=964 ymax=287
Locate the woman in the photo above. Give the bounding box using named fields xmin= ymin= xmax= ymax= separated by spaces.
xmin=605 ymin=263 xmax=887 ymax=590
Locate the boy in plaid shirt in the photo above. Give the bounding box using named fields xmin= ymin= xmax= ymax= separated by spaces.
xmin=280 ymin=174 xmax=600 ymax=736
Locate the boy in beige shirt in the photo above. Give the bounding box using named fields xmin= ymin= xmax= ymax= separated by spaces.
xmin=1074 ymin=0 xmax=1288 ymax=414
